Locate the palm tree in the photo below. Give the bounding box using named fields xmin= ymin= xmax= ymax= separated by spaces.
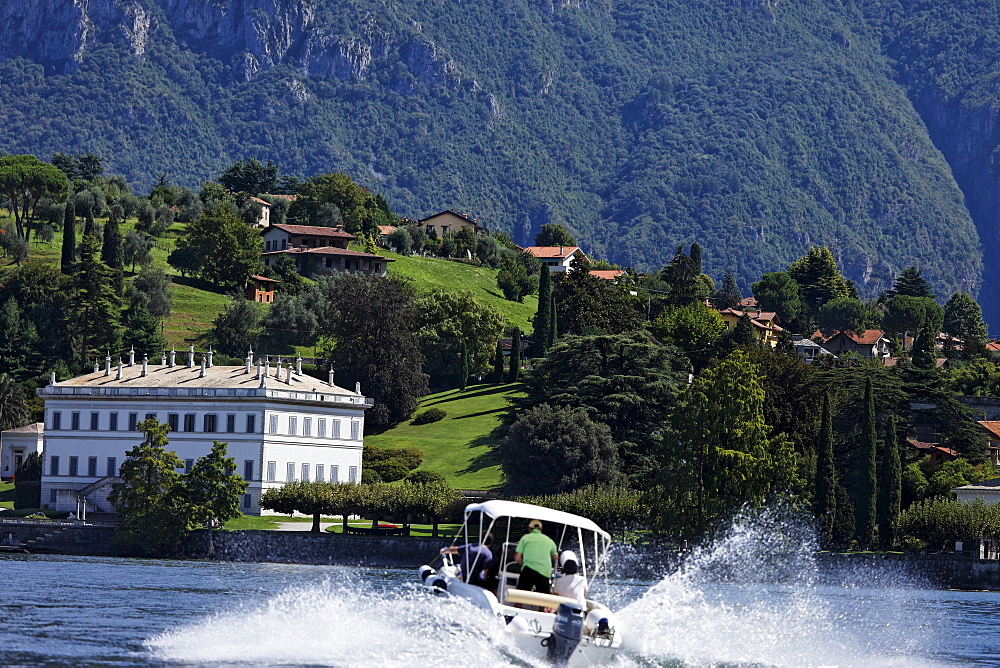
xmin=0 ymin=373 xmax=30 ymax=432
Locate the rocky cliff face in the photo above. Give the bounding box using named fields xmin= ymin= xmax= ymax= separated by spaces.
xmin=0 ymin=0 xmax=460 ymax=86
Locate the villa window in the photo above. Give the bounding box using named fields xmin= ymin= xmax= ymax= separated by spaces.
xmin=266 ymin=461 xmax=276 ymax=482
xmin=109 ymin=412 xmax=118 ymax=431
xmin=244 ymin=460 xmax=254 ymax=481
xmin=50 ymin=456 xmax=60 ymax=476
xmin=351 ymin=421 xmax=360 ymax=440
xmin=203 ymin=414 xmax=217 ymax=433
xmin=242 ymin=494 xmax=252 ymax=510
xmin=318 ymin=419 xmax=327 ymax=438
xmin=107 ymin=457 xmax=117 ymax=477
xmin=316 ymin=464 xmax=325 ymax=482
xmin=303 ymin=418 xmax=312 ymax=437
xmin=51 ymin=412 xmax=61 ymax=430
xmin=88 ymin=457 xmax=97 ymax=477
xmin=247 ymin=414 xmax=257 ymax=433
xmin=226 ymin=414 xmax=236 ymax=433
xmin=349 ymin=466 xmax=358 ymax=483
xmin=269 ymin=415 xmax=278 ymax=435
xmin=288 ymin=417 xmax=297 ymax=436
xmin=330 ymin=465 xmax=339 ymax=482
xmin=90 ymin=412 xmax=99 ymax=430
xmin=183 ymin=413 xmax=195 ymax=432
xmin=69 ymin=456 xmax=79 ymax=477
xmin=71 ymin=412 xmax=80 ymax=430
xmin=286 ymin=462 xmax=295 ymax=482
xmin=301 ymin=463 xmax=310 ymax=482
xmin=167 ymin=413 xmax=179 ymax=432
xmin=185 ymin=459 xmax=193 ymax=474
xmin=333 ymin=420 xmax=341 ymax=439
xmin=129 ymin=413 xmax=138 ymax=431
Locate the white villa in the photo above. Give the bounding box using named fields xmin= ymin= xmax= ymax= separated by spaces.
xmin=1 ymin=422 xmax=44 ymax=481
xmin=37 ymin=348 xmax=371 ymax=516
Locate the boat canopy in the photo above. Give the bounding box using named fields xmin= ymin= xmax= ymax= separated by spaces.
xmin=464 ymin=500 xmax=610 ymax=541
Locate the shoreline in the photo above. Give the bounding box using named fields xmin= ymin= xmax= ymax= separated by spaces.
xmin=5 ymin=521 xmax=1000 ymax=590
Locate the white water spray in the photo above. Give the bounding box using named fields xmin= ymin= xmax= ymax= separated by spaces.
xmin=149 ymin=507 xmax=944 ymax=667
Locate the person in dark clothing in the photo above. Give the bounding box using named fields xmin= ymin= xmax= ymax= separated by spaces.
xmin=440 ymin=532 xmax=494 ymax=586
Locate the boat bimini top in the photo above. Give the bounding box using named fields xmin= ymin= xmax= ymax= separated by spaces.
xmin=459 ymin=500 xmax=612 ymax=587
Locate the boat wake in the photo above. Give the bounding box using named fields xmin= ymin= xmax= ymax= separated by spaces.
xmin=149 ymin=506 xmax=944 ymax=666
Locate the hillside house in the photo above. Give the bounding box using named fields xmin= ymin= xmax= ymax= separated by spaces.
xmin=790 ymin=334 xmax=835 ymax=364
xmin=977 ymin=421 xmax=1000 ymax=468
xmin=719 ymin=308 xmax=784 ymax=348
xmin=36 ymin=351 xmax=371 ymax=516
xmin=954 ymin=478 xmax=1000 ymax=505
xmin=590 ymin=269 xmax=628 ymax=281
xmin=522 ymin=246 xmax=589 ymax=272
xmin=419 ymin=210 xmax=486 ymax=238
xmin=821 ymin=330 xmax=891 ymax=363
xmin=245 ymin=275 xmax=278 ymax=303
xmin=250 ymin=196 xmax=272 ymax=227
xmin=262 ymin=224 xmax=355 ymax=252
xmin=262 ymin=246 xmax=393 ymax=278
xmin=1 ymin=422 xmax=44 ymax=481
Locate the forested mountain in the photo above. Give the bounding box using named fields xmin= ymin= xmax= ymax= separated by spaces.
xmin=0 ymin=0 xmax=998 ymax=325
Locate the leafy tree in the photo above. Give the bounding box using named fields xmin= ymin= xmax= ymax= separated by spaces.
xmin=816 ymin=297 xmax=866 ymax=333
xmin=787 ymin=246 xmax=853 ymax=312
xmin=182 ymin=441 xmax=247 ymax=529
xmin=60 ymin=201 xmax=76 ymax=275
xmin=814 ymin=393 xmax=837 ymax=546
xmin=0 ymin=298 xmax=40 ymax=380
xmin=534 ymin=223 xmax=576 ymax=247
xmin=171 ymin=204 xmax=262 ymax=289
xmin=459 ymin=340 xmax=469 ymax=390
xmin=388 ymin=227 xmax=413 ymax=255
xmin=911 ymin=322 xmax=937 ymax=369
xmin=533 ymin=265 xmax=553 ymax=357
xmin=0 ymin=154 xmax=69 ymax=243
xmin=260 ymin=480 xmax=335 ymax=533
xmin=262 ymin=291 xmax=319 ymax=347
xmin=414 ymin=290 xmax=505 ymax=388
xmin=856 ymin=378 xmax=878 ymax=548
xmin=649 ymin=303 xmax=726 ymax=370
xmin=887 ymin=266 xmax=935 ymax=299
xmin=363 ymin=445 xmax=422 ymax=482
xmin=123 ymin=301 xmax=167 ymax=357
xmin=660 ymin=350 xmax=797 ymax=534
xmin=211 ymin=295 xmax=262 ymax=357
xmin=108 ymin=419 xmax=187 ymax=556
xmin=218 ymin=158 xmax=279 ymax=195
xmin=71 ymin=234 xmax=124 ymax=368
xmin=752 ymin=272 xmax=805 ymax=331
xmin=128 ymin=268 xmax=173 ymax=320
xmin=515 ymin=331 xmax=690 ymax=483
xmin=295 ymin=172 xmax=394 ymax=236
xmin=943 ymin=292 xmax=987 ymax=349
xmin=713 ymin=270 xmax=742 ymax=310
xmin=727 ymin=313 xmax=759 ymax=347
xmin=554 ymin=260 xmax=642 ymax=336
xmin=507 ymin=329 xmax=522 ymax=383
xmin=315 ymin=274 xmax=428 ymax=430
xmin=500 ymin=404 xmax=621 ymax=496
xmin=882 ymin=295 xmax=944 ymax=339
xmin=0 ymin=373 xmax=29 ymax=432
xmin=496 ymin=253 xmax=534 ymax=302
xmin=876 ymin=416 xmax=902 ymax=548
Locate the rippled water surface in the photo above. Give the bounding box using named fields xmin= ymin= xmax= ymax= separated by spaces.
xmin=3 ymin=511 xmax=1000 ymax=666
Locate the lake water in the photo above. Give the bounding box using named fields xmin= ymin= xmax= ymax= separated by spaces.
xmin=3 ymin=510 xmax=1000 ymax=666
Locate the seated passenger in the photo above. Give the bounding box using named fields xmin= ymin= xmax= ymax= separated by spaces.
xmin=440 ymin=533 xmax=494 ymax=586
xmin=553 ymin=550 xmax=588 ymax=607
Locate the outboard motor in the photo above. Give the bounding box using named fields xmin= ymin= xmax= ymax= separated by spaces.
xmin=544 ymin=603 xmax=584 ymax=666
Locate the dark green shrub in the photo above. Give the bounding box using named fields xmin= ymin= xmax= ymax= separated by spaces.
xmin=412 ymin=408 xmax=447 ymax=425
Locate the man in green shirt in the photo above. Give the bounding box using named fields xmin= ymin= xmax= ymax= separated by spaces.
xmin=515 ymin=519 xmax=558 ymax=594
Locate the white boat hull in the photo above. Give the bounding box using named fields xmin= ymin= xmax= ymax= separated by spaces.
xmin=421 ymin=572 xmax=622 ymax=666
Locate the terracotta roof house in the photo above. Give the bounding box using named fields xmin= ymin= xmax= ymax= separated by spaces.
xmin=522 ymin=246 xmax=589 ymax=273
xmin=822 ymin=330 xmax=891 ymax=363
xmin=907 ymin=437 xmax=959 ymax=466
xmin=977 ymin=421 xmax=1000 ymax=468
xmin=718 ymin=308 xmax=784 ymax=348
xmin=262 ymin=246 xmax=393 ymax=278
xmin=245 ymin=275 xmax=279 ymax=304
xmin=262 ymin=224 xmax=356 ymax=252
xmin=248 ymin=197 xmax=272 ymax=227
xmin=589 ymin=269 xmax=628 ymax=281
xmin=740 ymin=297 xmax=758 ymax=308
xmin=418 ymin=210 xmax=486 ymax=238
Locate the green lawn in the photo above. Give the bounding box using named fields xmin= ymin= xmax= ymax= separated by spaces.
xmin=384 ymin=251 xmax=537 ymax=332
xmin=366 ymin=383 xmax=519 ymax=489
xmin=0 ymin=481 xmax=14 ymax=509
xmin=223 ymin=513 xmax=462 ymax=538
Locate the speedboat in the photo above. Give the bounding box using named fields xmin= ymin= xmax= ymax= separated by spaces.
xmin=418 ymin=500 xmax=622 ymax=665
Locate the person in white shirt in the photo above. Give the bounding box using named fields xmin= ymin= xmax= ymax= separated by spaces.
xmin=553 ymin=550 xmax=588 ymax=608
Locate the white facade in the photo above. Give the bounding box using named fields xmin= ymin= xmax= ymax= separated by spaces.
xmin=37 ymin=354 xmax=371 ymax=515
xmin=1 ymin=422 xmax=44 ymax=481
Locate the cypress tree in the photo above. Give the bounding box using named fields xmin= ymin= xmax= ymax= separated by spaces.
xmin=833 ymin=483 xmax=856 ymax=547
xmin=856 ymin=377 xmax=878 ymax=548
xmin=534 ymin=265 xmax=552 ymax=357
xmin=548 ymin=292 xmax=557 ymax=350
xmin=877 ymin=416 xmax=902 ymax=548
xmin=61 ymin=201 xmax=77 ymax=274
xmin=491 ymin=338 xmax=504 ymax=383
xmin=507 ymin=329 xmax=521 ymax=383
xmin=459 ymin=340 xmax=469 ymax=391
xmin=102 ymin=214 xmax=124 ymax=272
xmin=814 ymin=393 xmax=837 ymax=547
xmin=689 ymin=242 xmax=703 ymax=275
xmin=84 ymin=215 xmax=96 ymax=237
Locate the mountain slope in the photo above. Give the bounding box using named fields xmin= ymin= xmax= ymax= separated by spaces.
xmin=0 ymin=0 xmax=988 ymax=321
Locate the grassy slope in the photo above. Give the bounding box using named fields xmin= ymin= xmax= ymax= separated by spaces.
xmin=0 ymin=481 xmax=13 ymax=509
xmin=365 ymin=383 xmax=520 ymax=490
xmin=383 ymin=250 xmax=537 ymax=332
